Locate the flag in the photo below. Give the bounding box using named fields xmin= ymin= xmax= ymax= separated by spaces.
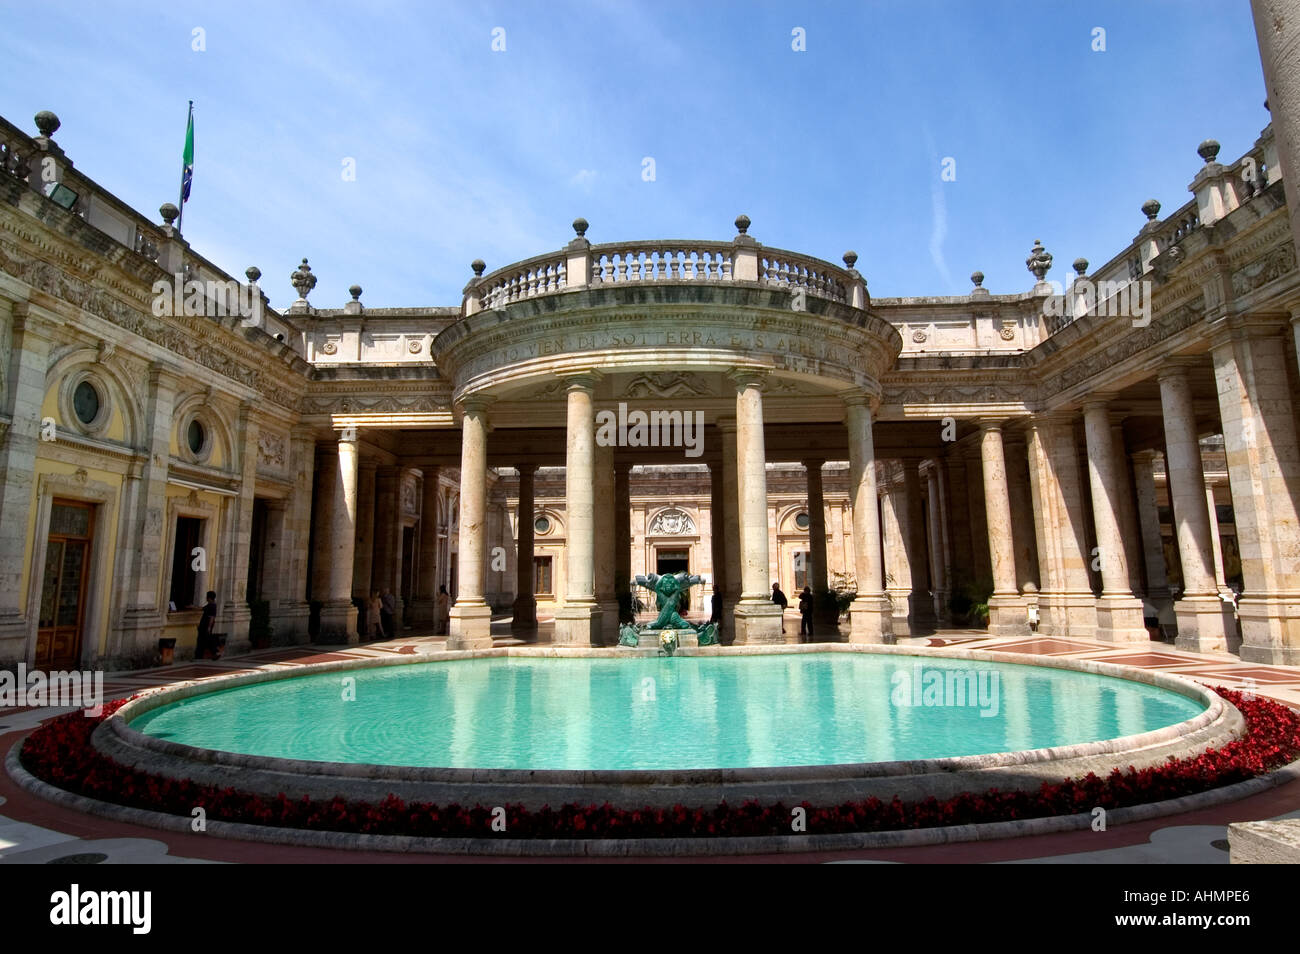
xmin=180 ymin=101 xmax=194 ymax=204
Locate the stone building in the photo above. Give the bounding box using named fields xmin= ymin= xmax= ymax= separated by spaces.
xmin=3 ymin=51 xmax=1300 ymax=669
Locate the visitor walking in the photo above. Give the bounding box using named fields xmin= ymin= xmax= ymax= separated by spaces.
xmin=196 ymin=590 xmax=217 ymax=660
xmin=436 ymin=584 xmax=451 ymax=635
xmin=380 ymin=589 xmax=396 ymax=638
xmin=772 ymin=582 xmax=788 ymax=634
xmin=799 ymin=586 xmax=814 ymax=642
xmin=367 ymin=591 xmax=384 ymax=640
xmin=710 ymin=585 xmax=722 ymax=639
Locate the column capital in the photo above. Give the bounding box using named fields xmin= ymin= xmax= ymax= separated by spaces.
xmin=801 ymin=457 xmax=825 ymax=471
xmin=1156 ymin=357 xmax=1201 ymax=382
xmin=458 ymin=393 xmax=495 ymax=415
xmin=515 ymin=462 xmax=539 ymax=478
xmin=978 ymin=418 xmax=1008 ymax=433
xmin=726 ymin=368 xmax=769 ymax=391
xmin=839 ymin=388 xmax=879 ymax=413
xmin=558 ymin=370 xmax=601 ymax=392
xmin=1131 ymin=447 xmax=1160 ymax=464
xmin=1080 ymin=394 xmax=1118 ymax=415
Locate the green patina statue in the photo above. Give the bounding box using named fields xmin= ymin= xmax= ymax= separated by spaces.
xmin=618 ymin=573 xmax=719 ymax=654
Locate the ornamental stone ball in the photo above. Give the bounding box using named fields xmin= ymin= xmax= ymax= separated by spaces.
xmin=971 ymin=271 xmax=984 ymax=288
xmin=1025 ymin=240 xmax=1053 ymax=281
xmin=159 ymin=203 xmax=179 ymax=226
xmin=735 ymin=214 xmax=751 ymax=235
xmin=34 ymin=111 xmax=60 ymax=137
xmin=349 ymin=284 xmax=362 ymax=301
xmin=572 ymin=217 xmax=588 ymax=237
xmin=290 ymin=258 xmax=317 ymax=300
xmin=245 ymin=266 xmax=262 ymax=283
xmin=843 ymin=250 xmax=858 ymax=269
xmin=1197 ymin=139 xmax=1221 ymax=164
xmin=1073 ymin=257 xmax=1089 ymax=276
xmin=1142 ymin=198 xmax=1162 ymax=221
xmin=471 ymin=259 xmax=486 ymax=277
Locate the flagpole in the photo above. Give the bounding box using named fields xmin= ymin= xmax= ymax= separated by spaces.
xmin=177 ymin=100 xmax=193 ymax=234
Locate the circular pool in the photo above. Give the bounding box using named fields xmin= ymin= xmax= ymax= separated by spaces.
xmin=128 ymin=653 xmax=1205 ymax=771
xmin=94 ymin=645 xmax=1241 ymax=812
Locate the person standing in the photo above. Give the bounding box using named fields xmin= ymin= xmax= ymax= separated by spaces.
xmin=380 ymin=588 xmax=396 ymax=638
xmin=367 ymin=591 xmax=384 ymax=640
xmin=710 ymin=585 xmax=723 ymax=640
xmin=436 ymin=584 xmax=451 ymax=636
xmin=772 ymin=582 xmax=788 ymax=634
xmin=196 ymin=590 xmax=218 ymax=660
xmin=798 ymin=586 xmax=814 ymax=642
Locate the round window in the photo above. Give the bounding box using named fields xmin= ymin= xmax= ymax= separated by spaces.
xmin=187 ymin=419 xmax=205 ymax=454
xmin=73 ymin=381 xmax=100 ymax=425
xmin=795 ymin=512 xmax=811 ymax=530
xmin=534 ymin=515 xmax=551 ymax=534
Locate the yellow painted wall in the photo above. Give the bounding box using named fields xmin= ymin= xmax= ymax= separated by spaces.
xmin=40 ymin=380 xmax=127 ymax=442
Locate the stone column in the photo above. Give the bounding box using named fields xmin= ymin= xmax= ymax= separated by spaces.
xmin=1111 ymin=425 xmax=1145 ymax=598
xmin=1081 ymin=400 xmax=1148 ymax=641
xmin=924 ymin=463 xmax=949 ymax=625
xmin=902 ymin=459 xmax=936 ymax=631
xmin=1206 ymin=482 xmax=1229 ymax=591
xmin=804 ymin=458 xmax=835 ymax=631
xmin=352 ymin=461 xmax=377 ymax=600
xmin=1132 ymin=450 xmax=1176 ymax=631
xmin=282 ymin=429 xmax=315 ymax=642
xmin=553 ymin=376 xmax=601 ymax=644
xmin=511 ymin=465 xmax=537 ymax=632
xmin=411 ymin=466 xmax=440 ymax=625
xmin=980 ymin=421 xmax=1029 ymax=635
xmin=615 ymin=462 xmax=632 ymax=624
xmin=594 ymin=439 xmax=618 ymax=645
xmin=1024 ymin=415 xmax=1097 ymax=638
xmin=221 ymin=404 xmax=259 ymax=650
xmin=731 ymin=372 xmax=782 ymax=643
xmin=319 ymin=430 xmax=360 ymax=643
xmin=448 ymin=398 xmax=493 ymax=649
xmin=880 ymin=469 xmax=911 ymax=625
xmin=718 ymin=418 xmax=742 ymax=628
xmin=708 ymin=460 xmax=726 ymax=626
xmin=1158 ymin=365 xmax=1233 ymax=651
xmin=845 ymin=394 xmax=890 ymax=642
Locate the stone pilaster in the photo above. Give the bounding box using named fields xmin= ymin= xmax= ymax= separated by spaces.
xmin=1159 ymin=365 xmax=1234 ymax=652
xmin=448 ymin=398 xmax=493 ymax=649
xmin=804 ymin=458 xmax=836 ymax=631
xmin=1005 ymin=438 xmax=1041 ymax=610
xmin=372 ymin=465 xmax=402 ymax=629
xmin=220 ymin=404 xmax=259 ymax=651
xmin=1132 ymin=450 xmax=1176 ymax=632
xmin=319 ymin=431 xmax=360 ymax=643
xmin=1111 ymin=425 xmax=1145 ymax=599
xmin=594 ymin=439 xmax=618 ymax=645
xmin=553 ymin=376 xmax=602 ymax=645
xmin=718 ymin=417 xmax=742 ymax=627
xmin=511 ymin=464 xmax=537 ymax=632
xmin=731 ymin=371 xmax=782 ymax=643
xmin=1081 ymin=401 xmax=1148 ymax=642
xmin=902 ymin=458 xmax=936 ymax=632
xmin=880 ymin=469 xmax=911 ymax=626
xmin=924 ymin=463 xmax=950 ymax=625
xmin=352 ymin=460 xmax=377 ymax=600
xmin=845 ymin=394 xmax=890 ymax=642
xmin=615 ymin=462 xmax=632 ymax=623
xmin=980 ymin=421 xmax=1029 ymax=636
xmin=410 ymin=466 xmax=440 ymax=625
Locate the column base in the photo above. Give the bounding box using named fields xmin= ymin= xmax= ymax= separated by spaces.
xmin=553 ymin=603 xmax=602 ymax=646
xmin=1094 ymin=596 xmax=1149 ymax=643
xmin=510 ymin=594 xmax=538 ymax=632
xmin=318 ymin=599 xmax=359 ymax=645
xmin=733 ymin=599 xmax=784 ymax=644
xmin=447 ymin=602 xmax=494 ymax=650
xmin=1034 ymin=592 xmax=1099 ymax=640
xmin=848 ymin=595 xmax=892 ymax=644
xmin=987 ymin=594 xmax=1030 ymax=637
xmin=1238 ymin=596 xmax=1300 ymax=665
xmin=1173 ymin=595 xmax=1235 ymax=654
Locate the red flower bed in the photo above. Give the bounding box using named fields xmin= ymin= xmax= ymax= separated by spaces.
xmin=19 ymin=689 xmax=1300 ymax=840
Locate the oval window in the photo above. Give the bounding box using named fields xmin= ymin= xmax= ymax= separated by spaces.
xmin=534 ymin=515 xmax=551 ymax=534
xmin=73 ymin=380 xmax=100 ymax=424
xmin=795 ymin=512 xmax=811 ymax=530
xmin=187 ymin=419 xmax=205 ymax=454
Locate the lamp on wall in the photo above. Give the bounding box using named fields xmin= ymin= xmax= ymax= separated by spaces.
xmin=44 ymin=182 xmax=79 ymax=210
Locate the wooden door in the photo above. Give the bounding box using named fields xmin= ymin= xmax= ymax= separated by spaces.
xmin=35 ymin=500 xmax=94 ymax=669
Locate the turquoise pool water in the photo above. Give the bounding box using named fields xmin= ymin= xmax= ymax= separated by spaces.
xmin=129 ymin=655 xmax=1206 ymax=771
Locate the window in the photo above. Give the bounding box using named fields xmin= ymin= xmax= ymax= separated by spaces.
xmin=170 ymin=516 xmax=204 ymax=609
xmin=534 ymin=515 xmax=551 ymax=535
xmin=73 ymin=381 xmax=100 ymax=425
xmin=794 ymin=511 xmax=811 ymax=530
xmin=533 ymin=556 xmax=552 ymax=596
xmin=187 ymin=419 xmax=206 ymax=455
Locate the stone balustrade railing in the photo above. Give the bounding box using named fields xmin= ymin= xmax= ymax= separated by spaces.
xmin=465 ymin=219 xmax=867 ymax=316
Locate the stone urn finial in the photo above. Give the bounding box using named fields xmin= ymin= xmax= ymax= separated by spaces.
xmin=1197 ymin=139 xmax=1221 ymax=164
xmin=735 ymin=214 xmax=751 ymax=235
xmin=34 ymin=111 xmax=60 ymax=138
xmin=349 ymin=284 xmax=362 ymax=301
xmin=572 ymin=217 xmax=589 ymax=237
xmin=971 ymin=270 xmax=984 ymax=288
xmin=1073 ymin=257 xmax=1089 ymax=276
xmin=1025 ymin=240 xmax=1053 ymax=282
xmin=1141 ymin=198 xmax=1162 ymax=221
xmin=471 ymin=259 xmax=486 ymax=277
xmin=245 ymin=266 xmax=262 ymax=283
xmin=290 ymin=258 xmax=317 ymax=300
xmin=159 ymin=203 xmax=179 ymax=227
xmin=843 ymin=250 xmax=858 ymax=269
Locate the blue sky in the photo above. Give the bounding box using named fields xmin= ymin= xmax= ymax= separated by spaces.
xmin=0 ymin=0 xmax=1270 ymax=309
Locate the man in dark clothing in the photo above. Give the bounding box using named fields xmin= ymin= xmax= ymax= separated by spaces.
xmin=196 ymin=590 xmax=217 ymax=660
xmin=798 ymin=586 xmax=815 ymax=642
xmin=380 ymin=588 xmax=396 ymax=638
xmin=772 ymin=583 xmax=788 ymax=634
